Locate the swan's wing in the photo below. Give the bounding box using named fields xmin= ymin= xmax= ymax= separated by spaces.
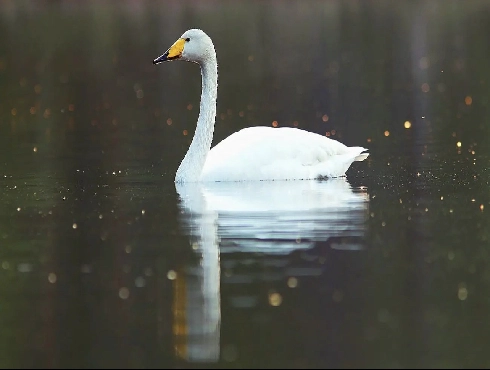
xmin=201 ymin=126 xmax=368 ymax=181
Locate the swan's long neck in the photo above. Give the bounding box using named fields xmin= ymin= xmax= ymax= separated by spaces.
xmin=175 ymin=55 xmax=218 ymax=183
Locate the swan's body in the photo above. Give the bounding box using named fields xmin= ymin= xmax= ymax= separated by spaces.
xmin=202 ymin=127 xmax=367 ymax=182
xmin=153 ymin=29 xmax=369 ymax=183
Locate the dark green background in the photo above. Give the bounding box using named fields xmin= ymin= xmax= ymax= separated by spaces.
xmin=0 ymin=0 xmax=489 ymax=368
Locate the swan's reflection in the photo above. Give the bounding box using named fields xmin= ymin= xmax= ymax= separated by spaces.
xmin=172 ymin=179 xmax=369 ymax=363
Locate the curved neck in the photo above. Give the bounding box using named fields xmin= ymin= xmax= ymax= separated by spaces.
xmin=175 ymin=57 xmax=218 ymax=183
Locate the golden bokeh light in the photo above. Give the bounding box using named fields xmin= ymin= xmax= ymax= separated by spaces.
xmin=48 ymin=273 xmax=57 ymax=284
xmin=287 ymin=277 xmax=298 ymax=288
xmin=269 ymin=292 xmax=282 ymax=306
xmin=458 ymin=284 xmax=468 ymax=301
xmin=119 ymin=287 xmax=130 ymax=299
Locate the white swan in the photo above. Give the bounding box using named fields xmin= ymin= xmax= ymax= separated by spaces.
xmin=153 ymin=29 xmax=369 ymax=183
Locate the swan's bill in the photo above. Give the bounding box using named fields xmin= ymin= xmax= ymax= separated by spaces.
xmin=153 ymin=38 xmax=185 ymax=64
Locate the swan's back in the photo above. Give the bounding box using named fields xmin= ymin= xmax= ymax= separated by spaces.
xmin=201 ymin=126 xmax=368 ymax=182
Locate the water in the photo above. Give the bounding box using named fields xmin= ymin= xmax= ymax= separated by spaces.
xmin=1 ymin=0 xmax=490 ymax=368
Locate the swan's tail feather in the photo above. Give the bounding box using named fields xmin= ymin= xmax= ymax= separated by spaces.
xmin=349 ymin=147 xmax=369 ymax=162
xmin=354 ymin=153 xmax=369 ymax=162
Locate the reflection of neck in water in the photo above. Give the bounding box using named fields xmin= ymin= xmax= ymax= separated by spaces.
xmin=173 ymin=179 xmax=369 ymax=362
xmin=173 ymin=189 xmax=221 ymax=363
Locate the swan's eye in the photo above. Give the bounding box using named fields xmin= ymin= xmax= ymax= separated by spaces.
xmin=185 ymin=38 xmax=190 ymax=42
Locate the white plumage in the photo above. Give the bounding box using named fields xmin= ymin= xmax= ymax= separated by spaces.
xmin=202 ymin=127 xmax=368 ymax=181
xmin=153 ymin=29 xmax=369 ymax=183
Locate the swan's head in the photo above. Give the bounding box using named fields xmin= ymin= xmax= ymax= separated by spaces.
xmin=153 ymin=29 xmax=215 ymax=65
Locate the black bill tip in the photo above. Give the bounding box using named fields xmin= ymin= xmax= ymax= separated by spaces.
xmin=153 ymin=51 xmax=169 ymax=65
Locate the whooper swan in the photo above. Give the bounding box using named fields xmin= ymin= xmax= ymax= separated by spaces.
xmin=153 ymin=29 xmax=369 ymax=183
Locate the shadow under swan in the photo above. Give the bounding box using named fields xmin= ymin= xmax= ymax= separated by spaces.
xmin=171 ymin=179 xmax=369 ymax=364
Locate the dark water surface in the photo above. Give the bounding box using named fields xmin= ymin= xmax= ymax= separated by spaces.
xmin=1 ymin=0 xmax=490 ymax=368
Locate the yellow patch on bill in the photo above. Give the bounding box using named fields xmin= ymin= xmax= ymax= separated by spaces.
xmin=167 ymin=38 xmax=185 ymax=59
